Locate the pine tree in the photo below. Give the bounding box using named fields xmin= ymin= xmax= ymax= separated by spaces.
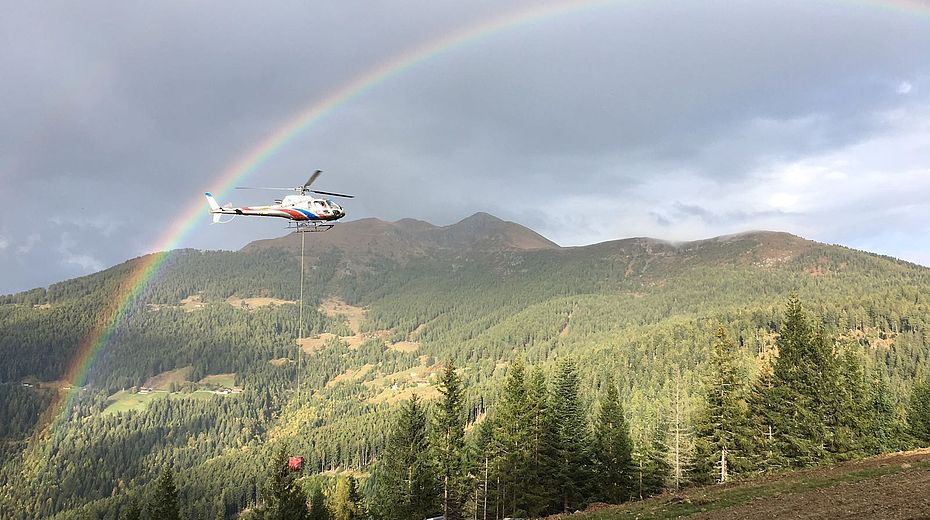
xmin=433 ymin=361 xmax=467 ymax=520
xmin=766 ymin=296 xmax=830 ymax=466
xmin=265 ymin=447 xmax=309 ymax=520
xmin=121 ymin=497 xmax=142 ymax=520
xmin=491 ymin=357 xmax=532 ymax=517
xmin=592 ymin=374 xmax=634 ymax=503
xmin=908 ymin=379 xmax=930 ymax=446
xmin=331 ymin=476 xmax=359 ymax=520
xmin=550 ymin=358 xmax=592 ymax=512
xmin=634 ymin=412 xmax=670 ymax=498
xmin=748 ymin=347 xmax=782 ymax=470
xmin=828 ymin=344 xmax=871 ymax=459
xmin=694 ymin=327 xmax=754 ymax=482
xmin=307 ymin=481 xmax=329 ymax=520
xmin=148 ymin=467 xmax=182 ymax=520
xmin=370 ymin=394 xmax=439 ymax=520
xmin=525 ymin=367 xmax=559 ymax=516
xmin=666 ymin=372 xmax=695 ymax=491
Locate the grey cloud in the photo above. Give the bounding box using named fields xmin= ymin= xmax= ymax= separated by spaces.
xmin=2 ymin=0 xmax=929 ymax=293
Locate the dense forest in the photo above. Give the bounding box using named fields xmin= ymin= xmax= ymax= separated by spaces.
xmin=1 ymin=219 xmax=929 ymax=518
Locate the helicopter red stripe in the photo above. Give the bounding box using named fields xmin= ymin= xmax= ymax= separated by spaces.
xmin=281 ymin=209 xmax=308 ymax=220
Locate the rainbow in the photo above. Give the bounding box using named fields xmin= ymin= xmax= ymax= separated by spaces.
xmin=36 ymin=0 xmax=930 ymax=455
xmin=36 ymin=0 xmax=620 ymax=449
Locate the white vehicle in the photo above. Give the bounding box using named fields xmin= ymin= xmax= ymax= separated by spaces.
xmin=205 ymin=170 xmax=353 ymax=232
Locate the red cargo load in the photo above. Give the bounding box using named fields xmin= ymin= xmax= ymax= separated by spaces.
xmin=288 ymin=456 xmax=303 ymax=471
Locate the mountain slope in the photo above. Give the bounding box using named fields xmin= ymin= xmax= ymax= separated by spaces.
xmin=1 ymin=215 xmax=929 ymax=519
xmin=241 ymin=212 xmax=559 ymax=261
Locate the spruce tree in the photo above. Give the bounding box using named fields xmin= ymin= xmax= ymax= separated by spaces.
xmin=908 ymin=379 xmax=930 ymax=446
xmin=634 ymin=413 xmax=670 ymax=498
xmin=121 ymin=498 xmax=142 ymax=520
xmin=491 ymin=357 xmax=532 ymax=517
xmin=694 ymin=327 xmax=754 ymax=482
xmin=550 ymin=358 xmax=592 ymax=512
xmin=331 ymin=476 xmax=360 ymax=520
xmin=148 ymin=467 xmax=182 ymax=520
xmin=370 ymin=394 xmax=439 ymax=520
xmin=433 ymin=361 xmax=467 ymax=520
xmin=526 ymin=367 xmax=559 ymax=516
xmin=265 ymin=447 xmax=309 ymax=520
xmin=592 ymin=374 xmax=634 ymax=503
xmin=307 ymin=481 xmax=329 ymax=520
xmin=767 ymin=296 xmax=830 ymax=466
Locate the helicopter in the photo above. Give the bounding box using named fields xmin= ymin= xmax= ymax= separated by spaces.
xmin=205 ymin=170 xmax=353 ymax=232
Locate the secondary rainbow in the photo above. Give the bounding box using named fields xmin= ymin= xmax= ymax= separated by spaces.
xmin=39 ymin=0 xmax=930 ymax=448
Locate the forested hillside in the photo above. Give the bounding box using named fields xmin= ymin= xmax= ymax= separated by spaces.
xmin=1 ymin=214 xmax=929 ymax=519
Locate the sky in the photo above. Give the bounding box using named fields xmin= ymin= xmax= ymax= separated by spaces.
xmin=2 ymin=0 xmax=929 ymax=294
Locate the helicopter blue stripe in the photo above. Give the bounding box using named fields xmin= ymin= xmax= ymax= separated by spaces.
xmin=293 ymin=209 xmax=319 ymax=220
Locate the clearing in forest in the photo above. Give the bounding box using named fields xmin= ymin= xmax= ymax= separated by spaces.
xmin=143 ymin=366 xmax=192 ymax=390
xmin=318 ymin=297 xmax=367 ymax=334
xmin=226 ymin=296 xmax=296 ymax=310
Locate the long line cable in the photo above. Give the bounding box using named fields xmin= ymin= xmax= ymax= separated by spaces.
xmin=297 ymin=230 xmax=306 ymax=401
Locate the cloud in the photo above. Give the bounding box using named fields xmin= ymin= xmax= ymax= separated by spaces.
xmin=58 ymin=232 xmax=104 ymax=273
xmin=2 ymin=0 xmax=930 ymax=293
xmin=16 ymin=233 xmax=40 ymax=255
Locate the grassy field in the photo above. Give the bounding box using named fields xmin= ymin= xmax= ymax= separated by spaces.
xmin=551 ymin=449 xmax=930 ymax=520
xmin=102 ymin=388 xmax=228 ymax=416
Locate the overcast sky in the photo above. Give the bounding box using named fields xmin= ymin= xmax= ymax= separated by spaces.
xmin=2 ymin=0 xmax=929 ymax=294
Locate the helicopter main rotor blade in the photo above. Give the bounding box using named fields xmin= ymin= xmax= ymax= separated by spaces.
xmin=235 ymin=186 xmax=295 ymax=191
xmin=302 ymin=170 xmax=322 ymax=190
xmin=310 ymin=190 xmax=354 ymax=199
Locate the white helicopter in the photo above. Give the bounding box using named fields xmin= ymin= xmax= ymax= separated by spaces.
xmin=205 ymin=170 xmax=353 ymax=232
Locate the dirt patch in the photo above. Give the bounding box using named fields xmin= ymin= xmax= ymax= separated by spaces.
xmin=226 ymin=296 xmax=296 ymax=310
xmin=32 ymin=303 xmax=52 ymax=310
xmin=269 ymin=358 xmax=291 ymax=367
xmin=319 ymin=297 xmax=367 ymax=334
xmin=298 ymin=333 xmax=340 ymax=354
xmin=389 ymin=341 xmax=419 ymax=353
xmin=326 ymin=364 xmax=374 ymax=388
xmin=181 ymin=294 xmax=206 ymax=311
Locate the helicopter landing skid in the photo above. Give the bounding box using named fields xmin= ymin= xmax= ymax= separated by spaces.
xmin=289 ymin=221 xmax=334 ymax=233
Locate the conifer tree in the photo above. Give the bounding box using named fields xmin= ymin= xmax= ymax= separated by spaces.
xmin=694 ymin=327 xmax=754 ymax=482
xmin=468 ymin=417 xmax=495 ymax=520
xmin=828 ymin=344 xmax=871 ymax=459
xmin=766 ymin=296 xmax=830 ymax=466
xmin=525 ymin=367 xmax=559 ymax=516
xmin=492 ymin=357 xmax=532 ymax=517
xmin=121 ymin=498 xmax=142 ymax=520
xmin=666 ymin=372 xmax=695 ymax=491
xmin=550 ymin=358 xmax=592 ymax=512
xmin=265 ymin=447 xmax=309 ymax=520
xmin=908 ymin=379 xmax=930 ymax=446
xmin=592 ymin=374 xmax=634 ymax=503
xmin=634 ymin=413 xmax=670 ymax=498
xmin=433 ymin=361 xmax=467 ymax=520
xmin=370 ymin=394 xmax=439 ymax=520
xmin=748 ymin=347 xmax=782 ymax=470
xmin=307 ymin=481 xmax=329 ymax=520
xmin=330 ymin=476 xmax=359 ymax=520
xmin=148 ymin=467 xmax=182 ymax=520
